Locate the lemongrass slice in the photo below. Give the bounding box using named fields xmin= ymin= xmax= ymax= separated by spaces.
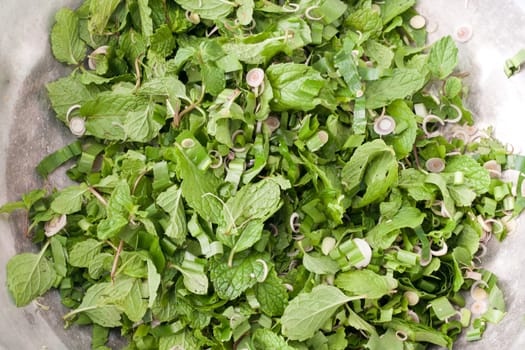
xmin=45 ymin=214 xmax=67 ymax=237
xmin=246 ymin=68 xmax=265 ymax=88
xmin=426 ymin=157 xmax=446 ymax=173
xmin=422 ymin=114 xmax=445 ymax=138
xmin=373 ymin=115 xmax=396 ymax=136
xmin=321 ymin=236 xmax=336 ymax=255
xmin=69 ymin=116 xmax=86 ymax=137
xmin=454 ymin=24 xmax=473 ymax=43
xmin=264 ymin=116 xmax=281 ymax=134
xmin=430 ymin=241 xmax=448 ymax=256
xmin=353 ymin=238 xmax=372 ymax=268
xmin=470 ymin=300 xmax=488 ymax=315
xmin=185 ymin=10 xmax=200 ymax=24
xmin=305 ymin=6 xmax=323 ymax=21
xmin=409 ymin=15 xmax=426 ymax=29
xmin=483 ymin=160 xmax=502 ymax=179
xmin=289 ymin=212 xmax=300 ymax=233
xmin=88 ymin=45 xmax=109 ymax=70
xmin=470 ymin=280 xmax=489 ymax=301
xmin=404 ymin=291 xmax=420 ymax=306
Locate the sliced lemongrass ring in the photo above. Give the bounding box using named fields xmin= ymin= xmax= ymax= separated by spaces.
xmin=264 ymin=116 xmax=281 ymax=133
xmin=470 ymin=280 xmax=489 ymax=301
xmin=353 ymin=238 xmax=372 ymax=268
xmin=45 ymin=214 xmax=67 ymax=237
xmin=373 ymin=115 xmax=396 ymax=136
xmin=88 ymin=45 xmax=109 ymax=70
xmin=425 ymin=157 xmax=446 ymax=173
xmin=404 ymin=291 xmax=420 ymax=306
xmin=289 ymin=212 xmax=300 ymax=233
xmin=321 ymin=236 xmax=336 ymax=255
xmin=422 ymin=114 xmax=445 ymax=138
xmin=483 ymin=160 xmax=502 ymax=179
xmin=407 ymin=309 xmax=420 ymax=323
xmin=246 ymin=68 xmax=265 ymax=88
xmin=305 ymin=6 xmax=323 ymax=21
xmin=409 ymin=15 xmax=426 ymax=29
xmin=69 ymin=116 xmax=86 ymax=137
xmin=446 ymin=104 xmax=463 ymax=123
xmin=430 ymin=241 xmax=448 ymax=256
xmin=470 ymin=300 xmax=488 ymax=315
xmin=454 ymin=24 xmax=473 ymax=43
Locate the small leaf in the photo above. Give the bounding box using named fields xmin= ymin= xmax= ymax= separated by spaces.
xmin=335 ymin=269 xmax=398 ymax=299
xmin=281 ymin=285 xmax=363 ymax=341
xmin=51 ymin=8 xmax=86 ymax=65
xmin=69 ymin=239 xmax=104 ymax=267
xmin=7 ymin=248 xmax=57 ymax=307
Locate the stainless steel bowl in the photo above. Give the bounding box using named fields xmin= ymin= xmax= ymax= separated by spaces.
xmin=1 ymin=1 xmax=525 ymax=348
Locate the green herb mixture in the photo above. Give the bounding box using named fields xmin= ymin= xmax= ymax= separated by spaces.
xmin=3 ymin=0 xmax=525 ymax=349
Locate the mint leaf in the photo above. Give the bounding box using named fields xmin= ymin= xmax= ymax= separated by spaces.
xmin=303 ymin=252 xmax=340 ymax=275
xmin=428 ymin=36 xmax=458 ymax=79
xmin=118 ymin=279 xmax=147 ymax=322
xmin=209 ymin=253 xmax=265 ymax=300
xmin=6 ymin=245 xmax=56 ymax=307
xmin=50 ymin=183 xmax=89 ymax=214
xmin=266 ymin=63 xmax=335 ymax=111
xmin=281 ymin=285 xmax=362 ymax=341
xmin=444 ymin=155 xmax=490 ymax=194
xmin=335 ymin=269 xmax=398 ymax=299
xmin=69 ymin=281 xmax=123 ymax=327
xmin=51 ymin=8 xmax=86 ymax=65
xmin=88 ymin=0 xmax=122 ymax=35
xmin=69 ymin=239 xmax=104 ymax=268
xmin=147 ymin=259 xmax=160 ymax=307
xmin=137 ymin=0 xmax=153 ymax=38
xmin=366 ymin=206 xmax=425 ymax=249
xmin=175 ymin=0 xmax=235 ymax=20
xmin=172 ymin=144 xmax=223 ymax=224
xmin=156 ymin=185 xmax=187 ymax=244
xmin=252 ymin=328 xmax=296 ymax=350
xmin=254 ymin=269 xmax=288 ymax=317
xmin=365 ymin=68 xmax=428 ymax=109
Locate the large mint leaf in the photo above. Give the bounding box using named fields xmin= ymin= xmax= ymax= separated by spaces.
xmin=335 ymin=269 xmax=398 ymax=299
xmin=50 ymin=183 xmax=89 ymax=214
xmin=365 ymin=68 xmax=427 ymax=109
xmin=209 ymin=253 xmax=265 ymax=300
xmin=266 ymin=63 xmax=335 ymax=111
xmin=428 ymin=36 xmax=458 ymax=79
xmin=6 ymin=249 xmax=57 ymax=307
xmin=50 ymin=8 xmax=86 ymax=65
xmin=281 ymin=285 xmax=363 ymax=341
xmin=69 ymin=239 xmax=104 ymax=268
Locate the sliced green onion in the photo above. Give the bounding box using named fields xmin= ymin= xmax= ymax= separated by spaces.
xmin=504 ymin=48 xmax=525 ymax=77
xmin=36 ymin=141 xmax=82 ymax=178
xmin=306 ymin=130 xmax=329 ymax=152
xmin=430 ymin=296 xmax=457 ymax=321
xmin=152 ymin=161 xmax=171 ymax=192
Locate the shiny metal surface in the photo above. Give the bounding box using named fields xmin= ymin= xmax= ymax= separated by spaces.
xmin=1 ymin=1 xmax=524 ymax=349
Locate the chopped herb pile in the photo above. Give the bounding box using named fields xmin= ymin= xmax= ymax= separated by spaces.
xmin=2 ymin=1 xmax=525 ymax=349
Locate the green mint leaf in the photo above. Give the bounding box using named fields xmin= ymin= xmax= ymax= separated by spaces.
xmin=149 ymin=24 xmax=176 ymax=58
xmin=69 ymin=239 xmax=104 ymax=268
xmin=51 ymin=8 xmax=86 ymax=65
xmin=366 ymin=206 xmax=425 ymax=249
xmin=0 ymin=201 xmax=26 ymax=214
xmin=335 ymin=269 xmax=398 ymax=299
xmin=146 ymin=259 xmax=160 ymax=308
xmin=364 ymin=40 xmax=394 ymax=69
xmin=303 ymin=252 xmax=340 ymax=275
xmin=444 ymin=155 xmax=490 ymax=194
xmin=266 ymin=63 xmax=335 ymax=111
xmin=281 ymin=285 xmax=362 ymax=341
xmin=380 ymin=0 xmax=416 ymax=24
xmin=119 ymin=279 xmax=147 ymax=322
xmin=172 ymin=144 xmax=223 ymax=224
xmin=428 ymin=36 xmax=458 ymax=79
xmin=159 ymin=331 xmax=199 ymax=350
xmin=6 ymin=244 xmax=56 ymax=307
xmin=252 ymin=328 xmax=296 ymax=350
xmin=50 ymin=236 xmax=67 ymax=277
xmin=209 ymin=253 xmax=266 ymax=300
xmin=341 ymin=139 xmax=397 ymax=207
xmin=365 ymin=68 xmax=427 ymax=109
xmin=46 ymin=75 xmax=103 ymax=122
xmin=70 ymin=281 xmax=123 ymax=327
xmin=175 ymin=0 xmax=235 ymax=20
xmin=88 ymin=253 xmax=113 ymax=279
xmin=137 ymin=0 xmax=153 ymax=38
xmin=383 ymin=100 xmax=418 ymax=159
xmin=50 ymin=183 xmax=89 ymax=214
xmin=88 ymin=0 xmax=122 ymax=35
xmin=156 ymin=185 xmax=187 ymax=245
xmin=254 ymin=269 xmax=288 ymax=317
